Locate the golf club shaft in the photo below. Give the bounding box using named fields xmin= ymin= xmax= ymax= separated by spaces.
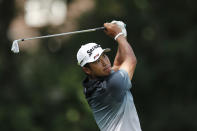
xmin=19 ymin=27 xmax=105 ymax=42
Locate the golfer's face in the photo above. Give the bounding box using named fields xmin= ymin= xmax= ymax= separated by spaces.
xmin=89 ymin=53 xmax=111 ymax=77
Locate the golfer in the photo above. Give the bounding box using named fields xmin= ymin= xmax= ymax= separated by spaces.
xmin=77 ymin=21 xmax=142 ymax=131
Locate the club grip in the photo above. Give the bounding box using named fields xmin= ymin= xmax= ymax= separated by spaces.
xmin=94 ymin=27 xmax=105 ymax=31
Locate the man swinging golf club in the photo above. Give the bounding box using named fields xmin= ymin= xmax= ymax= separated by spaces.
xmin=77 ymin=21 xmax=142 ymax=131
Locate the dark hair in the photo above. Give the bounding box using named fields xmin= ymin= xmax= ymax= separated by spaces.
xmin=83 ymin=63 xmax=91 ymax=76
xmin=84 ymin=63 xmax=90 ymax=68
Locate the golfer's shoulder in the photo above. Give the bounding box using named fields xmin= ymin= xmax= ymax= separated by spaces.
xmin=107 ymin=69 xmax=129 ymax=86
xmin=109 ymin=69 xmax=129 ymax=79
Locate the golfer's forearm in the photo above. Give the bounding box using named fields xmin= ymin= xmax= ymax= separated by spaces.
xmin=114 ymin=36 xmax=137 ymax=66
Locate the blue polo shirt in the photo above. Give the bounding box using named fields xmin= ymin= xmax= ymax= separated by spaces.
xmin=83 ymin=69 xmax=142 ymax=131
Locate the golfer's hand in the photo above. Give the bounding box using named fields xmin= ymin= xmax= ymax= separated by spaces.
xmin=104 ymin=23 xmax=123 ymax=39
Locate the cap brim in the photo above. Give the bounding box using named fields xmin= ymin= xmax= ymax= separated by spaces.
xmin=85 ymin=48 xmax=111 ymax=64
xmin=92 ymin=48 xmax=111 ymax=61
xmin=103 ymin=48 xmax=111 ymax=52
xmin=80 ymin=48 xmax=111 ymax=67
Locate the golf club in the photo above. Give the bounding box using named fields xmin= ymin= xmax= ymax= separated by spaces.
xmin=11 ymin=26 xmax=105 ymax=53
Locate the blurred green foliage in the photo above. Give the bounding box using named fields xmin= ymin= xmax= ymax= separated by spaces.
xmin=0 ymin=0 xmax=197 ymax=131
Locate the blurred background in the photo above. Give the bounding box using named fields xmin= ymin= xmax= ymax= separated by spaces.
xmin=0 ymin=0 xmax=197 ymax=130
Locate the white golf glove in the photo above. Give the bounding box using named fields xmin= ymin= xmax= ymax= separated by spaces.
xmin=111 ymin=20 xmax=127 ymax=40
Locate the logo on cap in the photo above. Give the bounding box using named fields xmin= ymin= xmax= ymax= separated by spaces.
xmin=87 ymin=45 xmax=101 ymax=57
xmin=94 ymin=53 xmax=99 ymax=60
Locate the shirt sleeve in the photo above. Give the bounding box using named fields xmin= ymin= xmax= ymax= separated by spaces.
xmin=106 ymin=69 xmax=132 ymax=99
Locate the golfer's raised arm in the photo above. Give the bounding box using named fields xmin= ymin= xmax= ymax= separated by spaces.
xmin=104 ymin=23 xmax=137 ymax=80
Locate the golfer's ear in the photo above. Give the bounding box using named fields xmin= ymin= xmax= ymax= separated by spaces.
xmin=82 ymin=67 xmax=91 ymax=75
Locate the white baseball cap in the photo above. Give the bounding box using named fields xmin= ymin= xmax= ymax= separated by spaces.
xmin=77 ymin=43 xmax=111 ymax=67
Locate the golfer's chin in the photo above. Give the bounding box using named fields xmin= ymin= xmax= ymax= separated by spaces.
xmin=103 ymin=67 xmax=111 ymax=76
